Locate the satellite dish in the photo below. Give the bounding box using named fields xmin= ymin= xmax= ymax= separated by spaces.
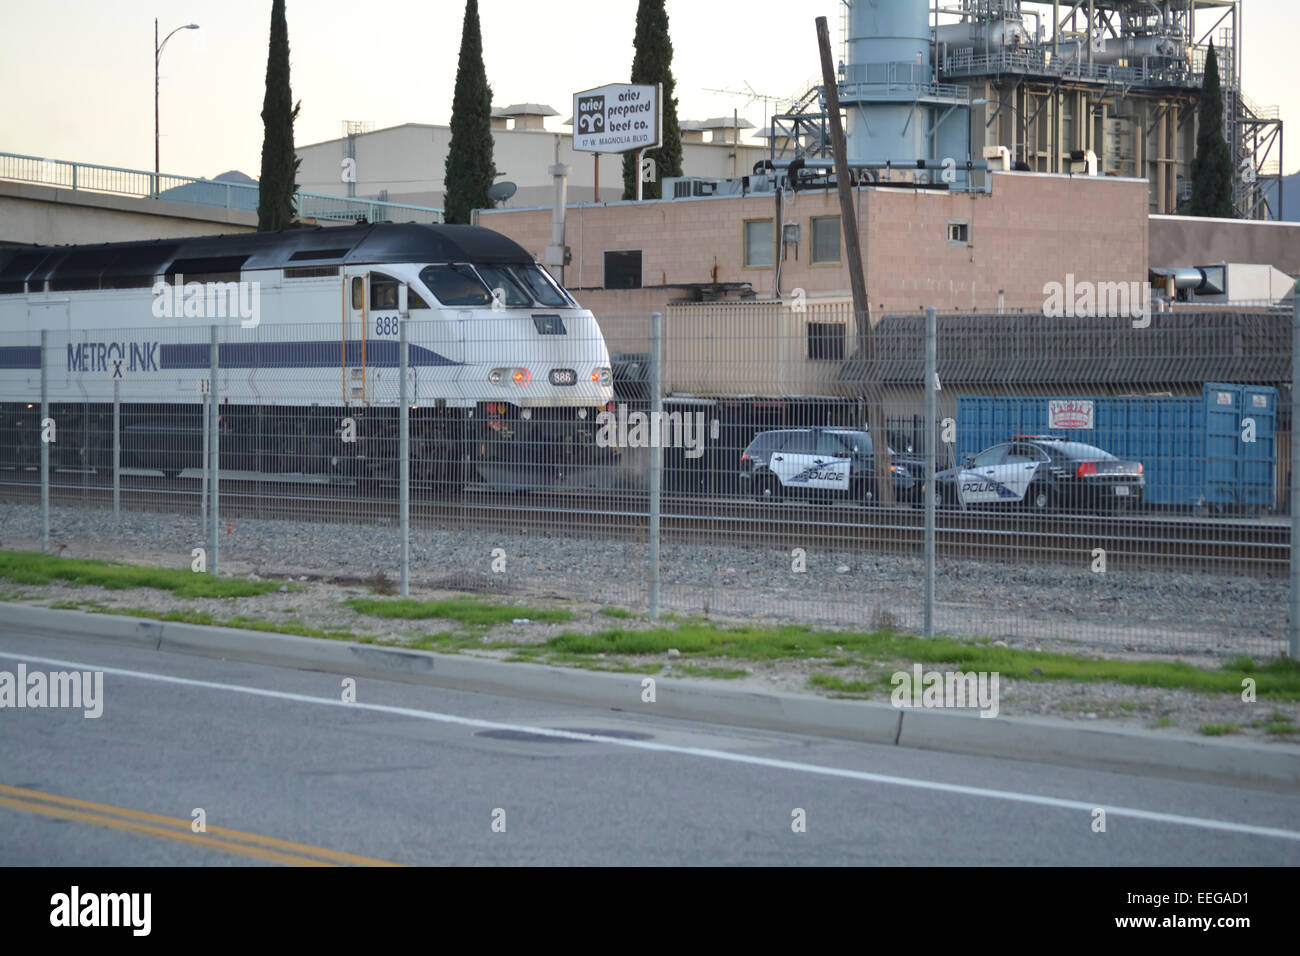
xmin=487 ymin=181 xmax=517 ymax=204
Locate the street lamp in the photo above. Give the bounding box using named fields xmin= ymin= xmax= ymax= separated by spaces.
xmin=155 ymin=19 xmax=200 ymax=191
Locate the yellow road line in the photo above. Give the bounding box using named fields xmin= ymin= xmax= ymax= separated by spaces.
xmin=0 ymin=784 xmax=402 ymax=867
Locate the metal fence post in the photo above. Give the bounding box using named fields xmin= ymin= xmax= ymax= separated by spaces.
xmin=207 ymin=326 xmax=219 ymax=576
xmin=649 ymin=311 xmax=662 ymax=620
xmin=113 ymin=378 xmax=121 ymax=520
xmin=1291 ymin=288 xmax=1299 ymax=659
xmin=399 ymin=284 xmax=411 ymax=597
xmin=40 ymin=329 xmax=49 ymax=553
xmin=201 ymin=390 xmax=209 ymax=526
xmin=924 ymin=305 xmax=937 ymax=637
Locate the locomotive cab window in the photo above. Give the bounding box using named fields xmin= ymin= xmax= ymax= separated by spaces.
xmin=367 ymin=272 xmax=428 ymax=309
xmin=419 ymin=265 xmax=492 ymax=306
xmin=370 ymin=273 xmax=399 ymax=310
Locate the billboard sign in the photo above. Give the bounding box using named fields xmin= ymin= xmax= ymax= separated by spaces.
xmin=572 ymin=83 xmax=661 ymax=154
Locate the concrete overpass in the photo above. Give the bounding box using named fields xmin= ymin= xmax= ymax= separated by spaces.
xmin=0 ymin=151 xmax=443 ymax=246
xmin=1 ymin=180 xmax=258 ymax=245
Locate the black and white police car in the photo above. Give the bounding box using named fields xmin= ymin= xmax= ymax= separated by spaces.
xmin=932 ymin=435 xmax=1144 ymax=510
xmin=739 ymin=427 xmax=922 ymax=503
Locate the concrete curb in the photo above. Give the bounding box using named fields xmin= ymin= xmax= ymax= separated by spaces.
xmin=8 ymin=604 xmax=1298 ymax=792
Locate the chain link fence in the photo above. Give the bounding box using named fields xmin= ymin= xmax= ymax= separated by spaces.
xmin=0 ymin=296 xmax=1294 ymax=660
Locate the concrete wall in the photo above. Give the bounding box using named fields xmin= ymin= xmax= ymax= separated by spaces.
xmin=296 ymin=122 xmax=767 ymax=209
xmin=1150 ymin=215 xmax=1300 ymax=276
xmin=480 ymin=171 xmax=1151 ymax=319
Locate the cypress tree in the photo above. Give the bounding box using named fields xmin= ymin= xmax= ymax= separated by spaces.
xmin=443 ymin=0 xmax=496 ymax=224
xmin=1190 ymin=41 xmax=1235 ymax=218
xmin=257 ymin=0 xmax=301 ymax=231
xmin=622 ymin=0 xmax=683 ymax=200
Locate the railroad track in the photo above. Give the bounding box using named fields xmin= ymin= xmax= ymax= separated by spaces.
xmin=0 ymin=474 xmax=1287 ymax=575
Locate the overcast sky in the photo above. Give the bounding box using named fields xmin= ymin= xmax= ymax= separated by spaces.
xmin=2 ymin=0 xmax=1295 ymax=183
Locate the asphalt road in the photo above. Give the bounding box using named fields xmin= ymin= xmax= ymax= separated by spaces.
xmin=1 ymin=625 xmax=1298 ymax=866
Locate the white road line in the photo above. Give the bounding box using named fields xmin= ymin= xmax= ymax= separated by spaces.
xmin=4 ymin=649 xmax=1299 ymax=844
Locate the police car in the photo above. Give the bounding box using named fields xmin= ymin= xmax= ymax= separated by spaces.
xmin=932 ymin=436 xmax=1144 ymax=510
xmin=739 ymin=427 xmax=922 ymax=503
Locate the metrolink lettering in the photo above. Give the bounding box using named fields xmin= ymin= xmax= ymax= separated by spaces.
xmin=67 ymin=341 xmax=159 ymax=373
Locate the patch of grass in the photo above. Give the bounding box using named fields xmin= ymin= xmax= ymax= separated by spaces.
xmin=809 ymin=674 xmax=875 ymax=694
xmin=1200 ymin=723 xmax=1239 ymax=736
xmin=598 ymin=607 xmax=634 ymax=619
xmin=0 ymin=550 xmax=286 ymax=598
xmin=345 ymin=596 xmax=573 ymax=627
xmin=543 ymin=623 xmax=1300 ymax=699
xmin=1154 ymin=716 xmax=1174 ymax=728
xmin=1249 ymin=712 xmax=1297 ymax=735
xmin=404 ymin=629 xmax=523 ymax=652
xmin=674 ymin=664 xmax=749 ymax=679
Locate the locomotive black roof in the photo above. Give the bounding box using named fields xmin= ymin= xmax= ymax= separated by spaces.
xmin=0 ymin=223 xmax=534 ymax=285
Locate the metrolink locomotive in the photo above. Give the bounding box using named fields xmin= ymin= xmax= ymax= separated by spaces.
xmin=0 ymin=223 xmax=615 ymax=490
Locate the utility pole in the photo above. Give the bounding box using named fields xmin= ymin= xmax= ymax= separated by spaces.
xmin=816 ymin=15 xmax=893 ymax=504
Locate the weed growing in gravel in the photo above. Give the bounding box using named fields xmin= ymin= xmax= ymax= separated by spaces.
xmin=1200 ymin=723 xmax=1240 ymax=736
xmin=0 ymin=551 xmax=287 ymax=598
xmin=809 ymin=674 xmax=875 ymax=694
xmin=598 ymin=607 xmax=635 ymax=619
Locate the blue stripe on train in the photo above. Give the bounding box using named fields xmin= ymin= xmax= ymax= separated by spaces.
xmin=0 ymin=346 xmax=41 ymax=370
xmin=160 ymin=341 xmax=460 ymax=369
xmin=0 ymin=340 xmax=460 ymax=371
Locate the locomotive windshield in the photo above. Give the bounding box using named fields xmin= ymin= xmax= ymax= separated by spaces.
xmin=476 ymin=265 xmax=532 ymax=306
xmin=420 ymin=264 xmax=493 ymax=306
xmin=418 ymin=262 xmax=573 ymax=309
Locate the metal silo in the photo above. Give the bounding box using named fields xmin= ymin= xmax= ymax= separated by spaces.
xmin=840 ymin=0 xmax=965 ymax=169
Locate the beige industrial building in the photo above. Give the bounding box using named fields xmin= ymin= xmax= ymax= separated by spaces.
xmin=295 ymin=108 xmax=768 ymax=211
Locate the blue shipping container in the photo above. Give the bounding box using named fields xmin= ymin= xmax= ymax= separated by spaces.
xmin=956 ymin=384 xmax=1277 ymax=508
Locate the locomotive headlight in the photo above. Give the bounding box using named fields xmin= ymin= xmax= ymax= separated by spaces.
xmin=591 ymin=367 xmax=611 ymax=386
xmin=490 ymin=367 xmax=532 ymax=386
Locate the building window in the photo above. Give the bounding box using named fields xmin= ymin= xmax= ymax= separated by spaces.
xmin=947 ymin=220 xmax=969 ymax=244
xmin=807 ymin=322 xmax=845 ymax=361
xmin=810 ymin=216 xmax=841 ymax=264
xmin=743 ymin=218 xmax=774 ymax=268
xmin=603 ymin=250 xmax=642 ymax=289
